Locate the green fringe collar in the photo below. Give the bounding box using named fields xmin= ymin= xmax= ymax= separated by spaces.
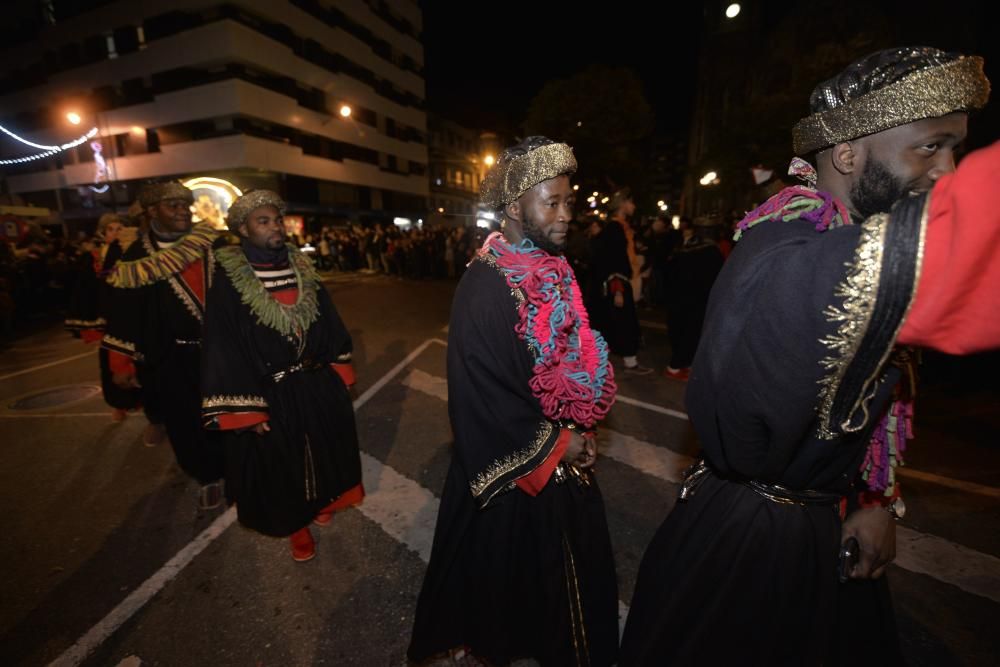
xmin=215 ymin=244 xmax=320 ymax=337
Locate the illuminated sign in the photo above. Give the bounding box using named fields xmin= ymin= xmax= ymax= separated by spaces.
xmin=182 ymin=177 xmax=244 ymax=229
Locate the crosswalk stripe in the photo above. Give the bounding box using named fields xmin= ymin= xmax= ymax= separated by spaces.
xmin=400 ymin=367 xmax=1000 ymax=605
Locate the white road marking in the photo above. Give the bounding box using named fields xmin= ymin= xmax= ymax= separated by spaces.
xmin=50 ymin=338 xmax=445 ymax=667
xmin=0 ymin=351 xmax=95 ymax=382
xmin=403 ymin=368 xmax=1000 ymax=605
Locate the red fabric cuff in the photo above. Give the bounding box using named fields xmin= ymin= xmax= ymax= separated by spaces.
xmin=108 ymin=351 xmax=135 ymax=376
xmin=516 ymin=428 xmax=572 ymax=496
xmin=857 ymin=488 xmax=899 ymax=509
xmin=215 ymin=412 xmax=269 ymax=431
xmin=81 ymin=329 xmax=103 ymax=343
xmin=332 ymin=363 xmax=356 ymax=387
xmin=318 ymin=483 xmax=365 ymax=514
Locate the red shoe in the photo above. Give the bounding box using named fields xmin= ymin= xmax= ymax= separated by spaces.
xmin=289 ymin=527 xmax=315 ymax=562
xmin=663 ymin=366 xmax=690 ymax=381
xmin=313 ymin=509 xmax=333 ymax=527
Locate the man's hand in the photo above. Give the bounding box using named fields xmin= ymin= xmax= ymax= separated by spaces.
xmin=842 ymin=506 xmax=896 ymax=579
xmin=561 ymin=431 xmax=598 ymax=469
xmin=112 ymin=371 xmax=140 ymax=389
xmin=251 ymin=422 xmax=271 ymax=435
xmin=613 ymin=292 xmax=625 ymax=308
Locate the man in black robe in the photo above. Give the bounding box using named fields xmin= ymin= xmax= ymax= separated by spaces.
xmin=102 ymin=181 xmax=225 ymax=509
xmin=621 ymin=47 xmax=993 ymax=665
xmin=65 ymin=213 xmax=142 ymax=421
xmin=200 ymin=190 xmax=363 ymax=562
xmin=661 ymin=217 xmax=724 ymax=381
xmin=592 ymin=188 xmax=651 ymax=374
xmin=409 ymin=137 xmax=620 ymax=666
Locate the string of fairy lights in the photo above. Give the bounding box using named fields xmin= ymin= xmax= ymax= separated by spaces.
xmin=0 ymin=123 xmax=99 ymax=165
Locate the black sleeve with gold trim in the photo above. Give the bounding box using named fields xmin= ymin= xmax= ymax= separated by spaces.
xmin=686 ymin=196 xmax=927 ymax=493
xmin=200 ymin=265 xmax=270 ymax=427
xmin=447 ymin=259 xmax=562 ymax=509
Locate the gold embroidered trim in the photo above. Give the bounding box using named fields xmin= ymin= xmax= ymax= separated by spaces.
xmin=816 ymin=214 xmax=888 ymax=438
xmin=65 ymin=317 xmax=106 ymax=328
xmin=470 ymin=421 xmax=554 ymax=499
xmin=478 ymin=252 xmax=527 ymax=305
xmin=201 ymin=394 xmax=269 ymax=410
xmin=102 ymin=334 xmax=136 ymax=353
xmin=335 ymin=352 xmax=352 ymax=362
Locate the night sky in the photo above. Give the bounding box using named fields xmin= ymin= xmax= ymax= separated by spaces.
xmin=420 ymin=1 xmax=705 ymax=136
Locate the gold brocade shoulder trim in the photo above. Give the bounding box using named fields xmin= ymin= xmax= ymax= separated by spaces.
xmin=815 ymin=214 xmax=888 ymax=438
xmin=202 ymin=394 xmax=269 ymax=411
xmin=477 ymin=252 xmax=527 ymax=305
xmin=102 ymin=334 xmax=136 ymax=353
xmin=469 ymin=421 xmax=553 ymax=502
xmin=107 ymin=224 xmax=218 ymax=288
xmin=215 ymin=244 xmax=320 ymax=337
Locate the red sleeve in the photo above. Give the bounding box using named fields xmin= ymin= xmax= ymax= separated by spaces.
xmin=108 ymin=350 xmax=136 ymax=376
xmin=215 ymin=412 xmax=269 ymax=431
xmin=80 ymin=329 xmax=103 ymax=343
xmin=898 ymin=140 xmax=1000 ymax=353
xmin=515 ymin=428 xmax=572 ymax=496
xmin=331 ymin=363 xmax=356 ymax=387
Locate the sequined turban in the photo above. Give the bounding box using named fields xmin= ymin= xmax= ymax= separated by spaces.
xmin=480 ymin=142 xmax=577 ymax=210
xmin=793 ymin=47 xmax=990 ymax=155
xmin=138 ymin=181 xmax=194 ymax=207
xmin=227 ymin=189 xmax=286 ymax=231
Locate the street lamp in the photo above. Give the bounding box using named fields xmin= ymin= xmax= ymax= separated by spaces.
xmin=339 ymin=105 xmax=352 ymax=118
xmin=66 ymin=111 xmax=82 ymax=125
xmin=483 ymin=154 xmax=494 ymax=167
xmin=725 ymin=3 xmax=741 ymax=19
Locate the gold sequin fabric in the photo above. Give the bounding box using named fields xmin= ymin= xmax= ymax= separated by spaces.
xmin=227 ymin=190 xmax=286 ymax=231
xmin=480 ymin=143 xmax=577 ymax=210
xmin=793 ymin=57 xmax=990 ymax=154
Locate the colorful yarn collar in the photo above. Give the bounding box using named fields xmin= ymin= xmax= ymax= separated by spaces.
xmin=107 ymin=223 xmax=217 ymax=288
xmin=479 ymin=232 xmax=616 ymax=428
xmin=733 ymin=158 xmax=851 ymax=241
xmin=216 ymin=244 xmax=319 ymax=337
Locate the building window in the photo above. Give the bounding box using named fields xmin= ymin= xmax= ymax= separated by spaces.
xmin=106 ymin=34 xmax=118 ymax=59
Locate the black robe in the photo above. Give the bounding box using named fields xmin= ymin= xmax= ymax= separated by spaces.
xmin=66 ymin=242 xmax=141 ymax=410
xmin=200 ymin=250 xmax=362 ymax=537
xmin=620 ymin=195 xmax=928 ymax=665
xmin=590 ymin=220 xmax=640 ymax=356
xmin=663 ymin=237 xmax=724 ymax=369
xmin=102 ymin=230 xmax=223 ymax=484
xmin=408 ymin=256 xmax=619 ymax=667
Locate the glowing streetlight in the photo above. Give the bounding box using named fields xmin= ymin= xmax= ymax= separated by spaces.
xmin=572 ymin=185 xmax=579 ymax=191
xmin=592 ymin=191 xmax=599 ymax=197
xmin=725 ymin=3 xmax=741 ymax=19
xmin=437 ymin=207 xmax=444 ymax=213
xmin=339 ymin=105 xmax=352 ymax=118
xmin=657 ymin=200 xmax=665 ymax=207
xmin=66 ymin=112 xmax=82 ymax=125
xmin=601 ymin=196 xmax=610 ymax=204
xmin=484 ymin=154 xmax=495 ymax=167
xmin=700 ymin=171 xmax=719 ymax=185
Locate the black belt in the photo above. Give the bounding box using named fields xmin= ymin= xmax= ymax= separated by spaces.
xmin=679 ymin=460 xmax=840 ymax=507
xmin=269 ymin=359 xmax=325 ymax=383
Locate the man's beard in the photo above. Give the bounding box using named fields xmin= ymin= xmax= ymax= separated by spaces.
xmin=849 ymin=157 xmax=908 ymax=220
xmin=521 ymin=212 xmax=564 ymax=255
